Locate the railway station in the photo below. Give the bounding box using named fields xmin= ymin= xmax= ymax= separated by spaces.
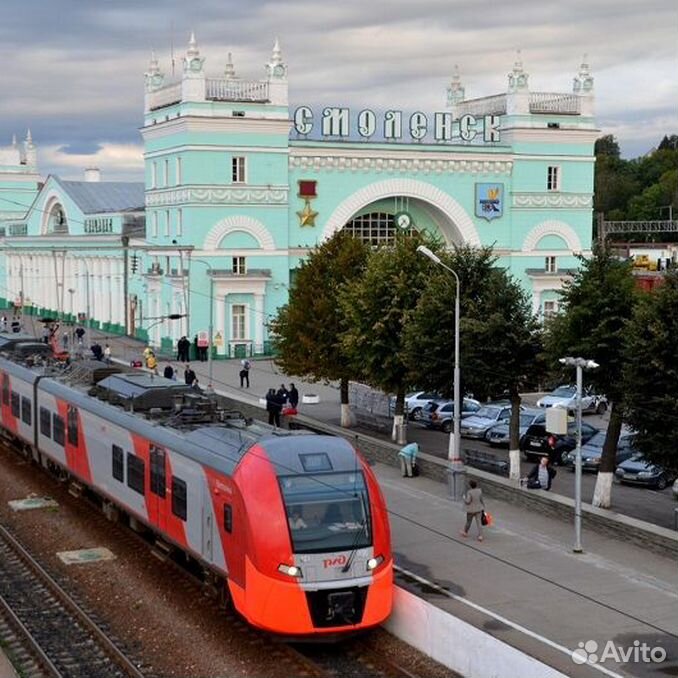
xmin=0 ymin=36 xmax=597 ymax=354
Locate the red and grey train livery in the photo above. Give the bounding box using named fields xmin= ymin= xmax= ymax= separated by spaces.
xmin=0 ymin=337 xmax=393 ymax=636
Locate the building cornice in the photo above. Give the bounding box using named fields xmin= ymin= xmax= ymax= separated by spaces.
xmin=144 ymin=145 xmax=289 ymax=158
xmin=140 ymin=116 xmax=293 ymax=141
xmin=499 ymin=127 xmax=601 ymax=145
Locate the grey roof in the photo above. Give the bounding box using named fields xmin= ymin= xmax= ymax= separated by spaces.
xmin=54 ymin=176 xmax=145 ymax=215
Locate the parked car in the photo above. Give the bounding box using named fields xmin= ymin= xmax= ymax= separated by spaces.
xmin=520 ymin=420 xmax=598 ymax=465
xmin=460 ymin=402 xmax=522 ymax=440
xmin=485 ymin=408 xmax=545 ymax=447
xmin=389 ymin=391 xmax=441 ymax=420
xmin=562 ymin=430 xmax=636 ymax=472
xmin=420 ymin=398 xmax=482 ymax=433
xmin=537 ymin=385 xmax=607 ymax=414
xmin=614 ymin=454 xmax=676 ymax=490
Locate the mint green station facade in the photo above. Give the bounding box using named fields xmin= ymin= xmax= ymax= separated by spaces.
xmin=0 ymin=36 xmax=598 ymax=356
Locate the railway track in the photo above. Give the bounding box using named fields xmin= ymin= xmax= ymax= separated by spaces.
xmin=0 ymin=522 xmax=148 ymax=678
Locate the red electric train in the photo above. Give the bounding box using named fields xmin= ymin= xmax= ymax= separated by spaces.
xmin=0 ymin=333 xmax=393 ymax=636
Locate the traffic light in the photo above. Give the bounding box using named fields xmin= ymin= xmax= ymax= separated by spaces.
xmin=130 ymin=253 xmax=139 ymax=274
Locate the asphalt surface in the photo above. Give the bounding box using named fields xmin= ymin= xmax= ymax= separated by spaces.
xmin=365 ymin=406 xmax=678 ymax=531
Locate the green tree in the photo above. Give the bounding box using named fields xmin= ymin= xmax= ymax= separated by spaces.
xmin=623 ymin=272 xmax=678 ymax=478
xmin=270 ymin=231 xmax=370 ymax=426
xmin=404 ymin=245 xmax=543 ymax=478
xmin=339 ymin=232 xmax=439 ymax=439
xmin=544 ymin=245 xmax=637 ymax=507
xmin=594 ymin=134 xmax=621 ymax=159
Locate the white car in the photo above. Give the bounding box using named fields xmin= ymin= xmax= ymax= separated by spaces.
xmin=537 ymin=385 xmax=607 ymax=415
xmin=389 ymin=391 xmax=441 ymax=420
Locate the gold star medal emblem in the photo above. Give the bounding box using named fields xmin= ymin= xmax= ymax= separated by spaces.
xmin=297 ymin=199 xmax=318 ymax=227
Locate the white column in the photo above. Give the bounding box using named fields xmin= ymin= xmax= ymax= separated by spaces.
xmin=254 ymin=293 xmax=264 ymax=354
xmin=215 ymin=292 xmax=226 ymax=355
xmin=532 ymin=287 xmax=542 ymax=316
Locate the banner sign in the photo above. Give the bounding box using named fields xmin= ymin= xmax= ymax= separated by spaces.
xmin=293 ymin=107 xmax=501 ymax=144
xmin=475 ymin=183 xmax=504 ymax=221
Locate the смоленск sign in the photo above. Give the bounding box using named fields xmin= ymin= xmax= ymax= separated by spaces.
xmin=293 ymin=107 xmax=501 ymax=143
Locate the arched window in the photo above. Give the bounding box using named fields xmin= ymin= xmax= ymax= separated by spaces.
xmin=48 ymin=204 xmax=68 ymax=234
xmin=342 ymin=212 xmax=413 ymax=246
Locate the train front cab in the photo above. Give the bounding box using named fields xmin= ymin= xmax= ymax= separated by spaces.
xmin=230 ymin=439 xmax=393 ymax=637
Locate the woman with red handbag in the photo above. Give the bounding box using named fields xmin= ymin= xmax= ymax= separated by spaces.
xmin=460 ymin=479 xmax=486 ymax=542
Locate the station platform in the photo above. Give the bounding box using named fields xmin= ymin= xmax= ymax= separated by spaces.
xmin=374 ymin=461 xmax=678 ymax=678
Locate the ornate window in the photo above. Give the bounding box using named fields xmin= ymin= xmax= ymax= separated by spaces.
xmin=48 ymin=203 xmax=68 ymax=234
xmin=545 ymin=256 xmax=557 ymax=273
xmin=343 ymin=212 xmax=413 ymax=246
xmin=232 ymin=304 xmax=246 ymax=339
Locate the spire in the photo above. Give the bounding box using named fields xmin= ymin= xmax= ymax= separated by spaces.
xmin=26 ymin=128 xmax=32 ymax=144
xmin=271 ymin=37 xmax=283 ymax=65
xmin=446 ymin=64 xmax=465 ymax=107
xmin=508 ymin=49 xmax=529 ymax=92
xmin=224 ymin=52 xmax=236 ymax=79
xmin=11 ymin=134 xmax=16 ymax=147
xmin=187 ymin=31 xmax=199 ymax=59
xmin=148 ymin=49 xmax=160 ymax=76
xmin=573 ymin=53 xmax=594 ymax=94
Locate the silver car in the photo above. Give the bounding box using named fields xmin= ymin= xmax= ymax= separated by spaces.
xmin=420 ymin=398 xmax=482 ymax=433
xmin=460 ymin=402 xmax=522 ymax=439
xmin=485 ymin=408 xmax=544 ymax=447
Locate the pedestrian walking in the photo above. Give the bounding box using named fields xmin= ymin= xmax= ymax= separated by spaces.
xmin=0 ymin=315 xmax=7 ymax=332
xmin=277 ymin=384 xmax=289 ymax=404
xmin=146 ymin=351 xmax=158 ymax=373
xmin=75 ymin=326 xmax=86 ymax=343
xmin=193 ymin=335 xmax=199 ymax=362
xmin=163 ymin=364 xmax=174 ymax=380
xmin=61 ymin=332 xmax=69 ymax=350
xmin=41 ymin=326 xmax=49 ymax=344
xmin=239 ymin=359 xmax=251 ymax=388
xmin=288 ymin=383 xmax=299 ymax=409
xmin=91 ymin=342 xmax=103 ymax=361
xmin=266 ymin=387 xmax=283 ymax=427
xmin=398 ymin=442 xmax=419 ymax=478
xmin=176 ymin=336 xmax=189 ymax=362
xmin=526 ymin=456 xmax=556 ymax=491
xmin=184 ymin=364 xmax=196 ymax=386
xmin=103 ymin=343 xmax=112 ymax=364
xmin=460 ymin=479 xmax=485 ymax=542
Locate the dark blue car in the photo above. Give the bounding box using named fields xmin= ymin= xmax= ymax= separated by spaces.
xmin=614 ymin=453 xmax=675 ymax=490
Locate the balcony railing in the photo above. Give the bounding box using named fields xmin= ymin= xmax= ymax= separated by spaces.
xmin=455 ymin=91 xmax=582 ymax=117
xmin=206 ymin=78 xmax=269 ymax=103
xmin=148 ymin=82 xmax=182 ymax=111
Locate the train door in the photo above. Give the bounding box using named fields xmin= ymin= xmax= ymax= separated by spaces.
xmin=202 ymin=497 xmax=214 ymax=562
xmin=149 ymin=445 xmax=167 ymax=532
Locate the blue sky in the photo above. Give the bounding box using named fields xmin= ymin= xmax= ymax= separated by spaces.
xmin=1 ymin=0 xmax=676 ymax=180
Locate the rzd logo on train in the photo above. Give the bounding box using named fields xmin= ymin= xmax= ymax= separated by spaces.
xmin=323 ymin=555 xmax=347 ymax=568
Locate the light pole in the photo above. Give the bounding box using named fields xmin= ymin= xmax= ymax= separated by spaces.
xmin=191 ymin=259 xmax=214 ymax=391
xmin=559 ymin=356 xmax=599 ymax=553
xmin=417 ymin=245 xmax=464 ymax=499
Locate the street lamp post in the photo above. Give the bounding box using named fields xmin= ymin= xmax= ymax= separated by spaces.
xmin=417 ymin=245 xmax=465 ymax=500
xmin=559 ymin=356 xmax=599 ymax=553
xmin=192 ymin=259 xmax=214 ymax=391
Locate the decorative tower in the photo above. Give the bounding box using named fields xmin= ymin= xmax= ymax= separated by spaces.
xmin=224 ymin=52 xmax=237 ymax=79
xmin=506 ymin=50 xmax=530 ymax=115
xmin=181 ymin=32 xmax=206 ymax=103
xmin=446 ymin=65 xmax=465 ymax=118
xmin=23 ymin=129 xmax=37 ymax=168
xmin=266 ymin=38 xmax=288 ymax=106
xmin=143 ymin=51 xmax=165 ymax=113
xmin=573 ymin=55 xmax=595 ymax=117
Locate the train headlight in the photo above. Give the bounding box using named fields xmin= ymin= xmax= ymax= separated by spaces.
xmin=278 ymin=563 xmax=302 ymax=578
xmin=367 ymin=555 xmax=384 ymax=571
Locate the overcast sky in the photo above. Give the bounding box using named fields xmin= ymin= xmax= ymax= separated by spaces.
xmin=1 ymin=0 xmax=676 ymax=181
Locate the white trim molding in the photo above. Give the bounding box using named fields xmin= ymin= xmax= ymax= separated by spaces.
xmin=521 ymin=220 xmax=583 ymax=253
xmin=203 ymin=216 xmax=276 ymax=251
xmin=512 ymin=192 xmax=592 ymax=209
xmin=146 ymin=185 xmax=289 ymax=207
xmin=322 ymin=178 xmax=481 ymax=246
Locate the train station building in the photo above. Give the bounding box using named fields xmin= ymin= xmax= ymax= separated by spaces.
xmin=0 ymin=36 xmax=598 ymax=355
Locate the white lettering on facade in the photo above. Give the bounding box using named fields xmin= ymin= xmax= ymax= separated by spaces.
xmin=409 ymin=112 xmax=427 ymax=140
xmin=483 ymin=115 xmax=501 ymax=142
xmin=384 ymin=110 xmax=402 ymax=139
xmin=293 ymin=106 xmax=314 ymax=135
xmin=358 ymin=109 xmax=376 ymax=138
xmin=434 ymin=112 xmax=453 ymax=141
xmin=321 ymin=107 xmax=350 ymax=136
xmin=459 ymin=114 xmax=478 ymax=141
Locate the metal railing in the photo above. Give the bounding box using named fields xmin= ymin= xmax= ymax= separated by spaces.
xmin=455 ymin=94 xmax=507 ymax=117
xmin=206 ymin=78 xmax=269 ymax=102
xmin=529 ymin=92 xmax=581 ymax=115
xmin=148 ymin=82 xmax=182 ymax=110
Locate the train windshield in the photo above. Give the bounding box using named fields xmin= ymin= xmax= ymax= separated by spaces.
xmin=279 ymin=472 xmax=371 ymax=554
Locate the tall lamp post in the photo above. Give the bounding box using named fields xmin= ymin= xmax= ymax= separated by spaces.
xmin=417 ymin=245 xmax=464 ymax=499
xmin=191 ymin=259 xmax=214 ymax=391
xmin=559 ymin=356 xmax=599 ymax=553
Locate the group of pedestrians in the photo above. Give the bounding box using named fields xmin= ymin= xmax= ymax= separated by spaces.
xmin=175 ymin=335 xmax=208 ymax=363
xmin=265 ymin=383 xmax=299 ymax=427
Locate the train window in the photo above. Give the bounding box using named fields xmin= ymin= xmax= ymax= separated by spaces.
xmin=10 ymin=391 xmax=19 ymax=418
xmin=299 ymin=453 xmax=332 ymax=473
xmin=127 ymin=454 xmax=145 ymax=495
xmin=2 ymin=374 xmax=9 ymax=405
xmin=224 ymin=504 xmax=233 ymax=533
xmin=21 ymin=397 xmax=31 ymax=425
xmin=52 ymin=414 xmax=65 ymax=447
xmin=171 ymin=477 xmax=187 ymax=521
xmin=112 ymin=445 xmax=124 ymax=482
xmin=40 ymin=407 xmax=51 ymax=438
xmin=150 ymin=445 xmax=166 ymax=498
xmin=67 ymin=405 xmax=78 ymax=446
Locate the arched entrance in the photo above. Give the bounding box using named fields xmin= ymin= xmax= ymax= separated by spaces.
xmin=322 ymin=178 xmax=480 ymax=246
